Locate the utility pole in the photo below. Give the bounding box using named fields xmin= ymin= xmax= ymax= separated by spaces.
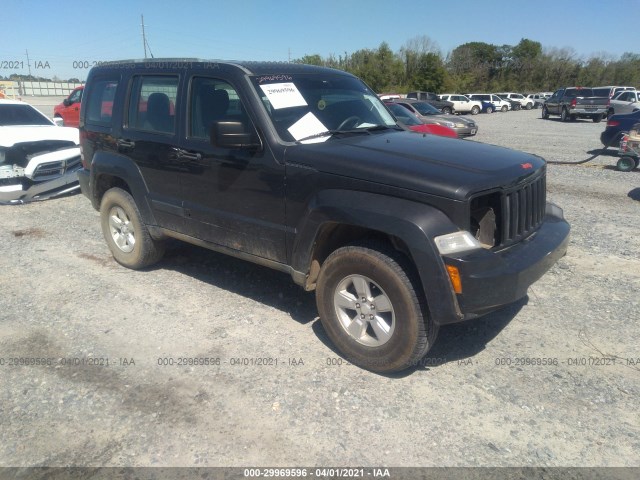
xmin=25 ymin=49 xmax=32 ymax=77
xmin=141 ymin=14 xmax=148 ymax=59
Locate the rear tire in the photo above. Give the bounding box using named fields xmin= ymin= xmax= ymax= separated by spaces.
xmin=561 ymin=108 xmax=570 ymax=122
xmin=100 ymin=187 xmax=165 ymax=269
xmin=592 ymin=114 xmax=602 ymax=123
xmin=442 ymin=107 xmax=452 ymax=114
xmin=486 ymin=106 xmax=493 ymax=114
xmin=471 ymin=106 xmax=480 ymax=115
xmin=316 ymin=242 xmax=438 ymax=373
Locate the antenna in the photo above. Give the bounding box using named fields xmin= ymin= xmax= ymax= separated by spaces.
xmin=141 ymin=14 xmax=148 ymax=58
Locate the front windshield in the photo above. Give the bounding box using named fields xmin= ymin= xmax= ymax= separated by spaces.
xmin=410 ymin=101 xmax=441 ymax=116
xmin=250 ymin=73 xmax=397 ymax=143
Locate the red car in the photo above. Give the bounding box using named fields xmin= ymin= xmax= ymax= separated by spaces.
xmin=385 ymin=102 xmax=457 ymax=138
xmin=54 ymin=86 xmax=84 ymax=127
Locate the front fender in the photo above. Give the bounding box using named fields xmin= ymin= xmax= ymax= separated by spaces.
xmin=291 ymin=190 xmax=464 ymax=324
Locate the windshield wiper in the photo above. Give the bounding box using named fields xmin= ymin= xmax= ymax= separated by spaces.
xmin=295 ymin=125 xmax=399 ymax=144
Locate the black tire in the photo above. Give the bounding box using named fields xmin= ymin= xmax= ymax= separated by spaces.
xmin=316 ymin=242 xmax=438 ymax=373
xmin=525 ymin=103 xmax=533 ymax=110
xmin=616 ymin=156 xmax=637 ymax=172
xmin=501 ymin=105 xmax=508 ymax=112
xmin=561 ymin=108 xmax=570 ymax=122
xmin=442 ymin=106 xmax=452 ymax=114
xmin=592 ymin=114 xmax=602 ymax=123
xmin=541 ymin=106 xmax=549 ymax=119
xmin=470 ymin=105 xmax=480 ymax=115
xmin=100 ymin=187 xmax=165 ymax=269
xmin=486 ymin=106 xmax=493 ymax=114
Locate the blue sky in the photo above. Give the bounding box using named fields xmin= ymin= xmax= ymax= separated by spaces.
xmin=1 ymin=0 xmax=637 ymax=81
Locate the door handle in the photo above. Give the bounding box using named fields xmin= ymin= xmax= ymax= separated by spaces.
xmin=171 ymin=148 xmax=202 ymax=162
xmin=117 ymin=139 xmax=135 ymax=149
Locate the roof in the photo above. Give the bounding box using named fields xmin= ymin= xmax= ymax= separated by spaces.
xmin=92 ymin=58 xmax=347 ymax=76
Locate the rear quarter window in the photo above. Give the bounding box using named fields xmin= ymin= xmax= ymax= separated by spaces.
xmin=85 ymin=77 xmax=119 ymax=126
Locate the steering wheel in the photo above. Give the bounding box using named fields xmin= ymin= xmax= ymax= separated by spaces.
xmin=337 ymin=116 xmax=361 ymax=130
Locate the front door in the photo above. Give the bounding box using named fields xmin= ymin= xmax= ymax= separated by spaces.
xmin=177 ymin=75 xmax=287 ymax=263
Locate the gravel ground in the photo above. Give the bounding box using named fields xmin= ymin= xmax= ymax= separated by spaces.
xmin=0 ymin=104 xmax=639 ymax=469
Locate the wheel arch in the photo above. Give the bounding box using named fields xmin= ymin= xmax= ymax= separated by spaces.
xmin=290 ymin=190 xmax=464 ymax=324
xmin=89 ymin=151 xmax=156 ymax=226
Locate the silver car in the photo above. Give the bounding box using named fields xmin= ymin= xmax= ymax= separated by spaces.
xmin=389 ymin=99 xmax=478 ymax=137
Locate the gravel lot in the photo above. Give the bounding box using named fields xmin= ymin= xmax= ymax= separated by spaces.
xmin=1 ymin=103 xmax=639 ymax=470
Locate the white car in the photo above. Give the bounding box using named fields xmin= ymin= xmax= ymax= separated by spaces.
xmin=525 ymin=93 xmax=551 ymax=108
xmin=608 ymin=90 xmax=640 ymax=117
xmin=0 ymin=99 xmax=81 ymax=204
xmin=467 ymin=93 xmax=512 ymax=113
xmin=438 ymin=94 xmax=482 ymax=115
xmin=496 ymin=92 xmax=534 ymax=110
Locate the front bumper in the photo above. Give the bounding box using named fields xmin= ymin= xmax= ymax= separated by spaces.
xmin=455 ymin=125 xmax=478 ymax=137
xmin=442 ymin=203 xmax=570 ymax=320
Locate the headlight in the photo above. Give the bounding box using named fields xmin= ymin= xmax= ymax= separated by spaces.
xmin=454 ymin=123 xmax=466 ymax=128
xmin=439 ymin=121 xmax=455 ymax=128
xmin=434 ymin=231 xmax=482 ymax=255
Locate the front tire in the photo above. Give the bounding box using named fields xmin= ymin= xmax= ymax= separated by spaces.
xmin=541 ymin=106 xmax=549 ymax=119
xmin=501 ymin=105 xmax=508 ymax=112
xmin=525 ymin=102 xmax=533 ymax=110
xmin=100 ymin=187 xmax=165 ymax=269
xmin=316 ymin=242 xmax=438 ymax=373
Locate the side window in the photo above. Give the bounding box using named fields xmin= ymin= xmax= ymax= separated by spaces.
xmin=85 ymin=78 xmax=118 ymax=126
xmin=128 ymin=75 xmax=178 ymax=135
xmin=69 ymin=88 xmax=82 ymax=104
xmin=189 ymin=77 xmax=245 ymax=139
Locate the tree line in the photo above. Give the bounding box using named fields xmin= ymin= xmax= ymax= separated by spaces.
xmin=295 ymin=37 xmax=640 ymax=94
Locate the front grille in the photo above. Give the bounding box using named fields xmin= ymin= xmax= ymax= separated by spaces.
xmin=31 ymin=155 xmax=81 ymax=181
xmin=470 ymin=171 xmax=547 ymax=249
xmin=500 ymin=173 xmax=546 ymax=246
xmin=32 ymin=161 xmax=65 ymax=180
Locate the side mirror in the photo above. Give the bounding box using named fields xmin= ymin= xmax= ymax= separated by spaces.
xmin=211 ymin=121 xmax=261 ymax=150
xmin=63 ymin=98 xmax=72 ymax=107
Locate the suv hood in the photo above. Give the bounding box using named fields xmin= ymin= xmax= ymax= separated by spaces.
xmin=287 ymin=131 xmax=544 ymax=200
xmin=0 ymin=126 xmax=79 ymax=148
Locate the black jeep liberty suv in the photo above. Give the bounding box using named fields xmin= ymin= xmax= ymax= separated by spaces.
xmin=78 ymin=59 xmax=570 ymax=373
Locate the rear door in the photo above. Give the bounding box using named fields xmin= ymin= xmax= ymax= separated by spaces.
xmin=177 ymin=75 xmax=287 ymax=263
xmin=120 ymin=74 xmax=184 ymax=232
